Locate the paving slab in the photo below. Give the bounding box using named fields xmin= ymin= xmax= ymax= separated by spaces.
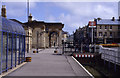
xmin=6 ymin=48 xmax=92 ymax=77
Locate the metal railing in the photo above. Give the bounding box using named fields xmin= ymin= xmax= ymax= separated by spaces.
xmin=100 ymin=45 xmax=120 ymax=65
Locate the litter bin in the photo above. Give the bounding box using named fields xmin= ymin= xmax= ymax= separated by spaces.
xmin=26 ymin=57 xmax=32 ymax=62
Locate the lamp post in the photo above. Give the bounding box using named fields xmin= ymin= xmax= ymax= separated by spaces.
xmin=37 ymin=31 xmax=39 ymax=53
xmin=27 ymin=0 xmax=29 ymax=53
xmin=27 ymin=27 xmax=29 ymax=53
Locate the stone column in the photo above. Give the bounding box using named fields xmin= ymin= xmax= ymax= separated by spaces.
xmin=43 ymin=25 xmax=46 ymax=48
xmin=58 ymin=30 xmax=62 ymax=47
xmin=44 ymin=32 xmax=46 ymax=48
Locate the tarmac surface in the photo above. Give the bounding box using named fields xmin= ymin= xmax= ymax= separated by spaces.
xmin=7 ymin=48 xmax=92 ymax=77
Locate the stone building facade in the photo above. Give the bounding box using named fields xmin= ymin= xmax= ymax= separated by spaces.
xmin=23 ymin=14 xmax=64 ymax=49
xmin=95 ymin=17 xmax=120 ymax=44
xmin=62 ymin=31 xmax=68 ymax=43
xmin=74 ymin=17 xmax=120 ymax=46
xmin=1 ymin=5 xmax=64 ymax=52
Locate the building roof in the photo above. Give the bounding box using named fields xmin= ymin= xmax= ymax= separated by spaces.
xmin=62 ymin=31 xmax=68 ymax=34
xmin=0 ymin=16 xmax=25 ymax=35
xmin=97 ymin=19 xmax=120 ymax=25
xmin=23 ymin=20 xmax=64 ymax=28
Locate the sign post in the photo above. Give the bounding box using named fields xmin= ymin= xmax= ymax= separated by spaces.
xmin=89 ymin=21 xmax=96 ymax=53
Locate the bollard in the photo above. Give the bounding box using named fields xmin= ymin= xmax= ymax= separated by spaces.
xmin=54 ymin=50 xmax=58 ymax=53
xmin=33 ymin=51 xmax=36 ymax=53
xmin=26 ymin=57 xmax=32 ymax=62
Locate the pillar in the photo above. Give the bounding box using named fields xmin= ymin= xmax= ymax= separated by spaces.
xmin=58 ymin=30 xmax=62 ymax=47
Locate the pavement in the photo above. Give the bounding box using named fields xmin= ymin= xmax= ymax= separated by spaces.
xmin=6 ymin=48 xmax=92 ymax=77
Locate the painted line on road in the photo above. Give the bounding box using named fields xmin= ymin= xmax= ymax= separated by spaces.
xmin=72 ymin=56 xmax=94 ymax=78
xmin=0 ymin=62 xmax=27 ymax=77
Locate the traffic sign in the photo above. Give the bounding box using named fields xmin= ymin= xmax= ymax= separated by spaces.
xmin=89 ymin=21 xmax=96 ymax=28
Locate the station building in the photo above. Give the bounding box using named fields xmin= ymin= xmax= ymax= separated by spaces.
xmin=23 ymin=14 xmax=64 ymax=50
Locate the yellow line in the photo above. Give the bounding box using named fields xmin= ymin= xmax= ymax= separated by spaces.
xmin=0 ymin=62 xmax=27 ymax=77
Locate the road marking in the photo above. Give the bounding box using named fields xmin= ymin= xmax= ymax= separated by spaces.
xmin=72 ymin=56 xmax=94 ymax=78
xmin=0 ymin=62 xmax=27 ymax=77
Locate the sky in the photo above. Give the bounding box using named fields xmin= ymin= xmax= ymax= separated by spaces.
xmin=0 ymin=0 xmax=119 ymax=34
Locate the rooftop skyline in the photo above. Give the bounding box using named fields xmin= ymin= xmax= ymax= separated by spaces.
xmin=0 ymin=1 xmax=119 ymax=34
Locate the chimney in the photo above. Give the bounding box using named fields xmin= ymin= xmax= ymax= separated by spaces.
xmin=1 ymin=5 xmax=7 ymax=18
xmin=28 ymin=13 xmax=32 ymax=22
xmin=97 ymin=18 xmax=101 ymax=21
xmin=111 ymin=17 xmax=115 ymax=21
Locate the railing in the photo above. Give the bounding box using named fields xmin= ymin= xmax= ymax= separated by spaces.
xmin=99 ymin=45 xmax=120 ymax=65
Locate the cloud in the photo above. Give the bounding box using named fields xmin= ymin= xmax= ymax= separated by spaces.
xmin=2 ymin=0 xmax=120 ymax=2
xmin=52 ymin=2 xmax=118 ymax=33
xmin=0 ymin=2 xmax=37 ymax=20
xmin=0 ymin=2 xmax=118 ymax=34
xmin=46 ymin=15 xmax=56 ymax=21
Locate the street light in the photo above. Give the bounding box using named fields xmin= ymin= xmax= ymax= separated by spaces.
xmin=27 ymin=0 xmax=29 ymax=53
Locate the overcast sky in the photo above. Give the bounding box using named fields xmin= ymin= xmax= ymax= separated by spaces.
xmin=0 ymin=0 xmax=119 ymax=34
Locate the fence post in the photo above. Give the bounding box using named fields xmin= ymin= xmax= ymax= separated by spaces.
xmin=6 ymin=32 xmax=8 ymax=71
xmin=0 ymin=32 xmax=3 ymax=74
xmin=24 ymin=35 xmax=26 ymax=61
xmin=11 ymin=33 xmax=14 ymax=69
xmin=18 ymin=35 xmax=21 ymax=65
xmin=15 ymin=34 xmax=17 ymax=67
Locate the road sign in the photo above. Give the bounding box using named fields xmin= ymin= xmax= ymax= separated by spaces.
xmin=89 ymin=21 xmax=96 ymax=28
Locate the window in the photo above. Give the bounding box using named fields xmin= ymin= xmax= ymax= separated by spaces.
xmin=94 ymin=32 xmax=97 ymax=36
xmin=105 ymin=26 xmax=107 ymax=29
xmin=118 ymin=32 xmax=120 ymax=37
xmin=100 ymin=26 xmax=102 ymax=29
xmin=110 ymin=26 xmax=112 ymax=29
xmin=118 ymin=26 xmax=120 ymax=29
xmin=99 ymin=32 xmax=102 ymax=36
xmin=105 ymin=32 xmax=107 ymax=36
xmin=110 ymin=32 xmax=112 ymax=37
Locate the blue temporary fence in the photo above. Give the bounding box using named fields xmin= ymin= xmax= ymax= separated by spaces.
xmin=0 ymin=16 xmax=26 ymax=74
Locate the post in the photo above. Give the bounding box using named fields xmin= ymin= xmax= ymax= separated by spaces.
xmin=27 ymin=0 xmax=29 ymax=53
xmin=91 ymin=28 xmax=93 ymax=44
xmin=27 ymin=29 xmax=29 ymax=53
xmin=11 ymin=34 xmax=14 ymax=68
xmin=24 ymin=35 xmax=26 ymax=61
xmin=18 ymin=35 xmax=21 ymax=65
xmin=0 ymin=32 xmax=3 ymax=74
xmin=81 ymin=43 xmax=82 ymax=53
xmin=91 ymin=28 xmax=94 ymax=53
xmin=114 ymin=63 xmax=116 ymax=72
xmin=15 ymin=34 xmax=17 ymax=67
xmin=6 ymin=32 xmax=8 ymax=71
xmin=27 ymin=0 xmax=29 ymax=22
xmin=37 ymin=31 xmax=39 ymax=53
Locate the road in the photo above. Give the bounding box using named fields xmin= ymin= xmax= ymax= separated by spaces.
xmin=6 ymin=48 xmax=92 ymax=77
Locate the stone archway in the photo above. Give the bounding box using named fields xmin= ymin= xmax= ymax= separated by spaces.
xmin=49 ymin=31 xmax=59 ymax=47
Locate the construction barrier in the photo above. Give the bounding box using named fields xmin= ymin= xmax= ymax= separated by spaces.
xmin=26 ymin=57 xmax=32 ymax=62
xmin=33 ymin=50 xmax=36 ymax=53
xmin=54 ymin=50 xmax=58 ymax=53
xmin=74 ymin=54 xmax=94 ymax=58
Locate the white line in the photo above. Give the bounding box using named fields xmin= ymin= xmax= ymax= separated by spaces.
xmin=72 ymin=56 xmax=94 ymax=78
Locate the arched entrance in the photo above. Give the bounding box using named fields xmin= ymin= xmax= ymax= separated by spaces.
xmin=49 ymin=31 xmax=59 ymax=47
